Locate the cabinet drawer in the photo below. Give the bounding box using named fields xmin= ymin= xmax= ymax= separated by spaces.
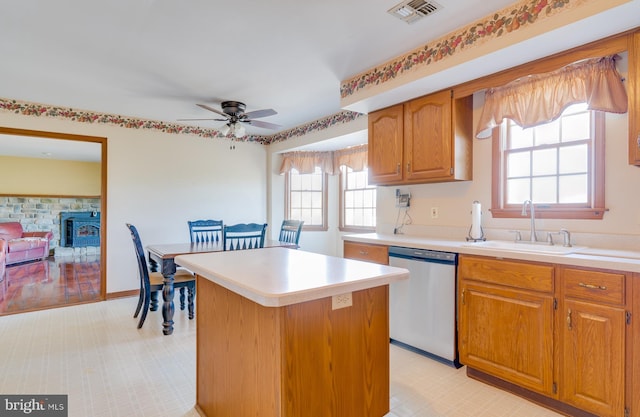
xmin=561 ymin=267 xmax=626 ymax=305
xmin=344 ymin=242 xmax=388 ymax=265
xmin=458 ymin=255 xmax=553 ymax=292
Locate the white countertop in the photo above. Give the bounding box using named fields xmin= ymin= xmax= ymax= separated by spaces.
xmin=343 ymin=233 xmax=640 ymax=273
xmin=175 ymin=247 xmax=409 ymax=307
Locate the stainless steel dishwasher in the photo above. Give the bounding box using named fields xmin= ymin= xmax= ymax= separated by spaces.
xmin=388 ymin=246 xmax=460 ymax=367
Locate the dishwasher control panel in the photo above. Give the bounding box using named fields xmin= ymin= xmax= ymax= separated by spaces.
xmin=388 ymin=246 xmax=457 ymax=263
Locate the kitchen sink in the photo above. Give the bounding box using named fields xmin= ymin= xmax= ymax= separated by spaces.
xmin=462 ymin=240 xmax=586 ymax=255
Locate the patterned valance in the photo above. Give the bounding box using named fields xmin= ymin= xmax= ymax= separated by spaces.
xmin=476 ymin=55 xmax=628 ymax=139
xmin=279 ymin=144 xmax=368 ymax=175
xmin=333 ymin=144 xmax=368 ymax=172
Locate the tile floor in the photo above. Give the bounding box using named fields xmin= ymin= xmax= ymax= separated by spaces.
xmin=0 ymin=298 xmax=562 ymax=417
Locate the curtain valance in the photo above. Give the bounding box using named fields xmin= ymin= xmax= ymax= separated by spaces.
xmin=333 ymin=144 xmax=368 ymax=172
xmin=278 ymin=151 xmax=334 ymax=174
xmin=279 ymin=144 xmax=368 ymax=175
xmin=476 ymin=55 xmax=628 ymax=139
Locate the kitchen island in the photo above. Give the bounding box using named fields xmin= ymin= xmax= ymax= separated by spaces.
xmin=176 ymin=247 xmax=409 ymax=417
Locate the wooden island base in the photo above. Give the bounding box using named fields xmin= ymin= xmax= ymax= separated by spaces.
xmin=195 ymin=276 xmax=391 ymax=417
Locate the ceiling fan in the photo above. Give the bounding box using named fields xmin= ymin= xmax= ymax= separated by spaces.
xmin=179 ymin=101 xmax=281 ymax=138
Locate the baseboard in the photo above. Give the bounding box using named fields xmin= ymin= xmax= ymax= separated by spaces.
xmin=106 ymin=289 xmax=138 ymax=299
xmin=466 ymin=367 xmax=599 ymax=417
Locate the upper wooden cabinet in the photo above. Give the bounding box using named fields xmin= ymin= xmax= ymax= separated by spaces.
xmin=368 ymin=104 xmax=404 ymax=184
xmin=368 ymin=90 xmax=473 ymax=185
xmin=629 ymin=31 xmax=640 ymax=165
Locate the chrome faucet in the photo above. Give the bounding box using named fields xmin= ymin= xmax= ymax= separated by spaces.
xmin=521 ymin=200 xmax=538 ymax=242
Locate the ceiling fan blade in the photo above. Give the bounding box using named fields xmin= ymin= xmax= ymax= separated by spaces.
xmin=243 ymin=119 xmax=282 ymax=130
xmin=196 ymin=104 xmax=229 ymax=118
xmin=177 ymin=118 xmax=218 ymax=121
xmin=243 ymin=108 xmax=277 ymax=119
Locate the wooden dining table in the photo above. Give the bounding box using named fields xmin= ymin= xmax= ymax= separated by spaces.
xmin=147 ymin=240 xmax=296 ymax=335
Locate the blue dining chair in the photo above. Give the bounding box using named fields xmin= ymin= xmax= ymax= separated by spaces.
xmin=126 ymin=223 xmax=196 ymax=329
xmin=188 ymin=219 xmax=223 ymax=244
xmin=223 ymin=223 xmax=268 ymax=251
xmin=278 ymin=219 xmax=304 ymax=246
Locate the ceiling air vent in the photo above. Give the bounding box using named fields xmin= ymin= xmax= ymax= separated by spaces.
xmin=388 ymin=0 xmax=441 ymax=24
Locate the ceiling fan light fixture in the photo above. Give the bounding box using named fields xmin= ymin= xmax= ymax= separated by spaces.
xmin=234 ymin=124 xmax=246 ymax=138
xmin=218 ymin=124 xmax=231 ymax=136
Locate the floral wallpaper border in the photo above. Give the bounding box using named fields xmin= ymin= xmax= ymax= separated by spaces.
xmin=341 ymin=0 xmax=582 ymax=99
xmin=0 ymin=97 xmax=364 ymax=145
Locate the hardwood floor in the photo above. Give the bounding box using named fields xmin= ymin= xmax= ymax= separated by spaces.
xmin=0 ymin=255 xmax=101 ymax=315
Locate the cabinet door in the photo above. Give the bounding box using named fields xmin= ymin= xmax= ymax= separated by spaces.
xmin=629 ymin=32 xmax=640 ymax=165
xmin=459 ymin=281 xmax=554 ymax=395
xmin=368 ymin=104 xmax=404 ymax=184
xmin=560 ymin=299 xmax=625 ymax=417
xmin=404 ymin=90 xmax=452 ymax=181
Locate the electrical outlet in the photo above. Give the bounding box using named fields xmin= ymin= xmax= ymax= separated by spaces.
xmin=332 ymin=292 xmax=353 ymax=310
xmin=431 ymin=207 xmax=439 ymax=219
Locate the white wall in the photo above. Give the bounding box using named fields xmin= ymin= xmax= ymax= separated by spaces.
xmin=3 ymin=48 xmax=637 ymax=296
xmin=0 ymin=112 xmax=268 ymax=293
xmin=269 ymin=55 xmax=640 ymax=254
xmin=376 ymin=55 xmax=640 ymax=250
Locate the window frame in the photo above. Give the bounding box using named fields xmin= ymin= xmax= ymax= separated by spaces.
xmin=491 ymin=110 xmax=606 ymax=220
xmin=338 ymin=166 xmax=376 ymax=232
xmin=284 ymin=168 xmax=329 ymax=231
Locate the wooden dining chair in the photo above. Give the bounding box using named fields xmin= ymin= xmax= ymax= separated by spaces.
xmin=188 ymin=219 xmax=223 ymax=244
xmin=222 ymin=223 xmax=268 ymax=251
xmin=278 ymin=219 xmax=304 ymax=246
xmin=126 ymin=223 xmax=196 ymax=329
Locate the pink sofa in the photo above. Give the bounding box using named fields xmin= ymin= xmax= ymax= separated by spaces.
xmin=0 ymin=222 xmax=53 ymax=279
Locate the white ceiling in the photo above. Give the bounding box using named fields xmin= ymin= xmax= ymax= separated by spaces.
xmin=0 ymin=0 xmax=639 ymax=158
xmin=0 ymin=135 xmax=101 ymax=162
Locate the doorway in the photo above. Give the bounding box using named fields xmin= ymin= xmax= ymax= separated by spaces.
xmin=0 ymin=127 xmax=106 ymax=315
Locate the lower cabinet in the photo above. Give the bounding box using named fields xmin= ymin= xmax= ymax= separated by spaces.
xmin=459 ymin=255 xmax=632 ymax=417
xmin=633 ymin=274 xmax=640 ymax=417
xmin=343 ymin=241 xmax=388 ymax=265
xmin=558 ymin=267 xmax=628 ymax=417
xmin=458 ymin=256 xmax=554 ymax=395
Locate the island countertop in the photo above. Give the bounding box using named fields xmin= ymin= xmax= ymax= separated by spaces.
xmin=175 ymin=246 xmax=409 ymax=307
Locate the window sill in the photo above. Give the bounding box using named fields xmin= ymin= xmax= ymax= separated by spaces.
xmin=490 ymin=207 xmax=607 ymax=220
xmin=339 ymin=226 xmax=376 ymax=233
xmin=301 ymin=225 xmax=328 ymax=232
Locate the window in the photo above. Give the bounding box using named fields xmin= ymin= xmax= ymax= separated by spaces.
xmin=285 ymin=167 xmax=328 ymax=230
xmin=339 ymin=166 xmax=376 ymax=231
xmin=492 ymin=103 xmax=606 ymax=219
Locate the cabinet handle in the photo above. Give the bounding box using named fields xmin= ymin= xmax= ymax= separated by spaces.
xmin=461 ymin=289 xmax=465 ymax=305
xmin=407 ymin=162 xmax=411 ymax=173
xmin=637 ymin=133 xmax=640 ymax=148
xmin=578 ymin=282 xmax=607 ymax=290
xmin=567 ymin=308 xmax=572 ymax=330
xmin=358 ymin=250 xmax=369 ymax=256
xmin=396 ymin=163 xmax=400 ymax=174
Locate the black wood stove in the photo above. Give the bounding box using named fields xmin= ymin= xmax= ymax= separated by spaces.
xmin=60 ymin=211 xmax=101 ymax=247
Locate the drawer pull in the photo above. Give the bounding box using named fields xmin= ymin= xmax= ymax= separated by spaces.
xmin=578 ymin=282 xmax=607 ymax=290
xmin=567 ymin=308 xmax=572 ymax=330
xmin=359 ymin=250 xmax=369 ymax=256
